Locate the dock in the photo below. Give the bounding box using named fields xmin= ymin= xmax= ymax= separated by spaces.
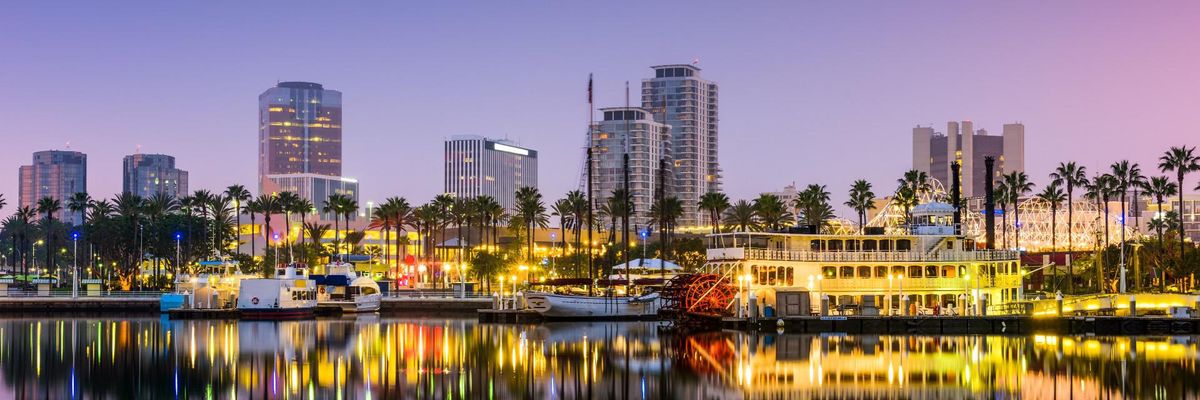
xmin=724 ymin=316 xmax=1200 ymax=335
xmin=167 ymin=308 xmax=239 ymax=319
xmin=478 ymin=309 xmax=545 ymax=323
xmin=0 ymin=296 xmax=159 ymax=312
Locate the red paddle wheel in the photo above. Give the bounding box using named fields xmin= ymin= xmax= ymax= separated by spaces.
xmin=659 ymin=273 xmax=737 ymax=330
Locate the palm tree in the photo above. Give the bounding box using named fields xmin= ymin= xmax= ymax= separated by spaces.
xmin=15 ymin=206 xmax=37 ymax=276
xmin=243 ymin=198 xmax=261 ymax=257
xmin=1110 ymin=160 xmax=1140 ymax=290
xmin=276 ymin=191 xmax=301 ymax=262
xmin=1002 ymin=172 xmax=1035 ymax=251
xmin=385 ymin=197 xmax=413 ymax=266
xmin=336 ymin=196 xmax=359 ymax=260
xmin=66 ymin=192 xmax=93 ymax=275
xmin=551 ymin=198 xmax=572 ymax=264
xmin=35 ymin=197 xmax=62 ymax=277
xmin=1036 ymin=182 xmax=1066 ymax=291
xmin=255 ymin=193 xmax=281 ymax=265
xmin=1050 ymin=162 xmax=1088 ymax=255
xmin=752 ymin=193 xmax=793 ymax=231
xmin=1146 ymin=176 xmax=1178 ymax=248
xmin=322 ymin=194 xmax=350 ymax=258
xmin=191 ymin=190 xmax=217 ymax=257
xmin=514 ymin=187 xmax=548 ymax=262
xmin=1159 ymin=145 xmax=1200 ymax=269
xmin=370 ymin=204 xmax=393 ymax=268
xmin=225 ymin=184 xmax=251 ymax=254
xmin=723 ymin=200 xmax=757 ymax=232
xmin=845 ymin=180 xmax=876 ymax=234
xmin=795 ymin=184 xmax=835 ymax=232
xmin=995 ymin=180 xmax=1011 ymax=248
xmin=562 ymin=191 xmax=587 ymax=273
xmin=896 ymin=170 xmax=932 ymax=223
xmin=293 ymin=198 xmax=315 ymax=246
xmin=648 ymin=196 xmax=684 ymax=261
xmin=698 ymin=192 xmax=731 ymax=235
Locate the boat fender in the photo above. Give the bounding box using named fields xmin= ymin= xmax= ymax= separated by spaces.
xmin=252 ymin=297 xmax=259 ymax=305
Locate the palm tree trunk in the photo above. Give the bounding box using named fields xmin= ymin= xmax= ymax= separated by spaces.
xmin=1178 ymin=173 xmax=1186 ymax=280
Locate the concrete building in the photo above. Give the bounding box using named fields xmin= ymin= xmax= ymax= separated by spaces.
xmin=589 ymin=107 xmax=672 ymax=229
xmin=444 ymin=135 xmax=538 ymax=213
xmin=763 ymin=183 xmax=802 ymax=219
xmin=642 ymin=64 xmax=719 ymax=226
xmin=912 ymin=121 xmax=1024 ymax=198
xmin=258 ymin=81 xmax=343 ymax=190
xmin=18 ymin=150 xmax=87 ymax=225
xmin=262 ymin=173 xmax=359 ymax=222
xmin=122 ymin=153 xmax=188 ymax=198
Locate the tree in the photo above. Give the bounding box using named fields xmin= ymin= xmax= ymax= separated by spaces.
xmin=1146 ymin=176 xmax=1178 ymax=249
xmin=1050 ymin=161 xmax=1088 ymax=255
xmin=276 ymin=191 xmax=300 ymax=262
xmin=255 ymin=193 xmax=281 ymax=265
xmin=563 ymin=191 xmax=587 ymax=275
xmin=1035 ymin=182 xmax=1066 ymax=291
xmin=752 ymin=193 xmax=792 ymax=231
xmin=224 ymin=184 xmax=251 ymax=255
xmin=67 ymin=192 xmax=93 ymax=274
xmin=896 ymin=170 xmax=932 ymax=222
xmin=36 ymin=197 xmax=62 ymax=278
xmin=243 ymin=198 xmax=261 ymax=258
xmin=648 ymin=196 xmax=684 ymax=261
xmin=795 ymin=184 xmax=835 ymax=231
xmin=550 ymin=198 xmax=572 ymax=265
xmin=845 ymin=180 xmax=876 ymax=234
xmin=1002 ymin=172 xmax=1034 ymax=251
xmin=698 ymin=192 xmax=731 ymax=235
xmin=514 ymin=187 xmax=548 ymax=263
xmin=995 ymin=180 xmax=1011 ymax=248
xmin=322 ymin=194 xmax=353 ymax=260
xmin=1159 ymin=145 xmax=1200 ymax=269
xmin=723 ymin=200 xmax=757 ymax=232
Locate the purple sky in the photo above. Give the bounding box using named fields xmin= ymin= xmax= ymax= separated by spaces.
xmin=4 ymin=1 xmax=1200 ymax=219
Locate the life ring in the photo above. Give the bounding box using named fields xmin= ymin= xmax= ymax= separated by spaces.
xmin=251 ymin=297 xmax=260 ymax=305
xmin=318 ymin=286 xmax=326 ymax=294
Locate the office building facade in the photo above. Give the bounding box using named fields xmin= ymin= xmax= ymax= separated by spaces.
xmin=258 ymin=81 xmax=343 ymax=190
xmin=444 ymin=135 xmax=538 ymax=213
xmin=641 ymin=64 xmax=720 ymax=227
xmin=589 ymin=107 xmax=672 ymax=229
xmin=912 ymin=121 xmax=1025 ymax=198
xmin=18 ymin=150 xmax=87 ymax=225
xmin=122 ymin=153 xmax=189 ymax=198
xmin=262 ymin=173 xmax=359 ymax=222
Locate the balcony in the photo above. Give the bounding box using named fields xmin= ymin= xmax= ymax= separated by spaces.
xmin=706 ymin=247 xmax=1020 ymax=263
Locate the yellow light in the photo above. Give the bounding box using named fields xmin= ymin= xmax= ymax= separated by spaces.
xmin=518 ymin=265 xmax=529 ymax=271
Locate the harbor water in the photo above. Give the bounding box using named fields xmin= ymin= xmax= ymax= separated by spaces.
xmin=0 ymin=316 xmax=1197 ymax=399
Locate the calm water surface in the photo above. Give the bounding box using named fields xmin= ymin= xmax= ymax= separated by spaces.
xmin=0 ymin=316 xmax=1197 ymax=399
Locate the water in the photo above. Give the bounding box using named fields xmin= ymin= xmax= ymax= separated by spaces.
xmin=0 ymin=316 xmax=1197 ymax=399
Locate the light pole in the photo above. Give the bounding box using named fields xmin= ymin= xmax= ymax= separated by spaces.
xmin=888 ymin=274 xmax=894 ymax=316
xmin=71 ymin=232 xmax=79 ymax=299
xmin=898 ymin=273 xmax=905 ymax=316
xmin=175 ymin=232 xmax=182 ymax=284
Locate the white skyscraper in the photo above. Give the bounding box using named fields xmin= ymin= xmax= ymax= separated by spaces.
xmin=642 ymin=64 xmax=719 ymax=226
xmin=589 ymin=107 xmax=672 ymax=229
xmin=444 ymin=135 xmax=538 ymax=213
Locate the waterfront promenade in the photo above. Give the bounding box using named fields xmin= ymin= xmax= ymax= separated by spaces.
xmin=0 ymin=291 xmax=492 ymax=313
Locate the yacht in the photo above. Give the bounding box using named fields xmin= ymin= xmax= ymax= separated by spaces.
xmin=524 ymin=291 xmax=663 ymax=320
xmin=237 ymin=264 xmax=317 ymax=319
xmin=161 ymin=260 xmax=253 ymax=311
xmin=703 ymin=202 xmax=1023 ymax=317
xmin=312 ymin=262 xmax=383 ymax=313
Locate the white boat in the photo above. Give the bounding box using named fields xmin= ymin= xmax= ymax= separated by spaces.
xmin=524 ymin=292 xmax=662 ymax=320
xmin=312 ymin=262 xmax=382 ymax=313
xmin=606 ymin=258 xmax=684 ymax=284
xmin=161 ymin=260 xmax=254 ymax=312
xmin=236 ymin=264 xmax=317 ymax=319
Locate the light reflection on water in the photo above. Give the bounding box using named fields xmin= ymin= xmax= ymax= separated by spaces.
xmin=0 ymin=316 xmax=1197 ymax=399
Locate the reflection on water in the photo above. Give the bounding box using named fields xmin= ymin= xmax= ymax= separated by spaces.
xmin=0 ymin=316 xmax=1197 ymax=399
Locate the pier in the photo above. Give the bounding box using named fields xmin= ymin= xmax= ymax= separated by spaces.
xmin=724 ymin=315 xmax=1200 ymax=335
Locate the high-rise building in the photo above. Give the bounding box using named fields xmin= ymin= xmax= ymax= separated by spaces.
xmin=122 ymin=153 xmax=189 ymax=198
xmin=642 ymin=64 xmax=719 ymax=227
xmin=589 ymin=107 xmax=672 ymax=229
xmin=912 ymin=121 xmax=1025 ymax=198
xmin=18 ymin=150 xmax=87 ymax=225
xmin=262 ymin=173 xmax=359 ymax=221
xmin=444 ymin=135 xmax=538 ymax=213
xmin=258 ymin=81 xmax=343 ymax=190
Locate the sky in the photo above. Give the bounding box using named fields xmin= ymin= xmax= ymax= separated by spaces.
xmin=3 ymin=1 xmax=1200 ymax=219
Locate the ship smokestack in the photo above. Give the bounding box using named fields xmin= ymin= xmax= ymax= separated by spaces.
xmin=984 ymin=157 xmax=996 ymax=249
xmin=951 ymin=161 xmax=962 ymax=235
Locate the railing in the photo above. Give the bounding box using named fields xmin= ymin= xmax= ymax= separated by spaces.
xmin=384 ymin=291 xmax=494 ymax=300
xmin=0 ymin=290 xmax=165 ymax=299
xmin=710 ymin=247 xmax=1019 ymax=263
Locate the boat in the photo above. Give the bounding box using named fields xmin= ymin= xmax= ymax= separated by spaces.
xmin=606 ymin=258 xmax=684 ymax=285
xmin=236 ymin=264 xmax=317 ymax=319
xmin=311 ymin=262 xmax=382 ymax=313
xmin=702 ymin=201 xmax=1023 ymax=317
xmin=524 ymin=291 xmax=662 ymax=320
xmin=161 ymin=260 xmax=253 ymax=312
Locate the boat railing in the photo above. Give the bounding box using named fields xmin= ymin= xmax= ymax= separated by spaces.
xmin=384 ymin=291 xmax=494 ymax=300
xmin=709 ymin=247 xmax=1019 ymax=263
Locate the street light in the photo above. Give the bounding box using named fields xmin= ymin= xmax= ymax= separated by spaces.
xmin=175 ymin=232 xmax=182 ymax=285
xmin=71 ymin=231 xmax=79 ymax=299
xmin=897 ymin=273 xmax=905 ymax=316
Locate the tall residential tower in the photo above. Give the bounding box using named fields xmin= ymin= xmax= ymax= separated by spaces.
xmin=18 ymin=150 xmax=88 ymax=225
xmin=641 ymin=64 xmax=719 ymax=226
xmin=589 ymin=108 xmax=672 ymax=229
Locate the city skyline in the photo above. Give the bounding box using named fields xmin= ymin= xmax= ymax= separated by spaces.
xmin=4 ymin=2 xmax=1200 ymax=220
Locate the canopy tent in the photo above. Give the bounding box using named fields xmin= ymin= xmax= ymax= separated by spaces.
xmin=611 ymin=258 xmax=681 ymax=271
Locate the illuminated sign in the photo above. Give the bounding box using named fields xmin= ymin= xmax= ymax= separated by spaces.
xmin=491 ymin=142 xmax=530 ymax=156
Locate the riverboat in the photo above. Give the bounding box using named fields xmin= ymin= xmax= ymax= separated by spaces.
xmin=236 ymin=264 xmax=317 ymax=319
xmin=702 ymin=202 xmax=1023 ymax=316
